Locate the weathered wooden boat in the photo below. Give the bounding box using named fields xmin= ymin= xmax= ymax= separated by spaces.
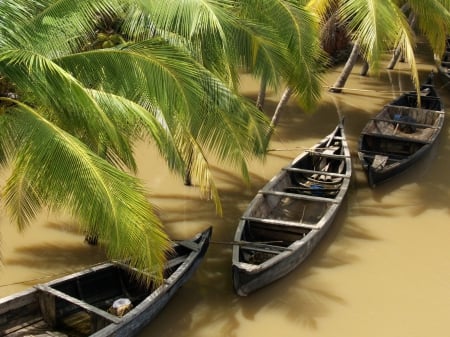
xmin=232 ymin=121 xmax=351 ymax=296
xmin=0 ymin=227 xmax=212 ymax=337
xmin=357 ymin=74 xmax=445 ymax=188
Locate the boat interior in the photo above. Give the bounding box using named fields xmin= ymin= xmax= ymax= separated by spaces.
xmin=391 ymin=90 xmax=442 ymax=110
xmin=362 ymin=105 xmax=441 ymax=141
xmin=238 ymin=219 xmax=310 ymax=264
xmin=1 ymin=265 xmax=151 ymax=337
xmin=0 ymin=247 xmax=190 ymax=337
xmin=360 ymin=135 xmax=425 ymax=159
xmin=286 ymin=142 xmax=347 ymax=196
xmin=236 ymin=140 xmax=349 ymax=265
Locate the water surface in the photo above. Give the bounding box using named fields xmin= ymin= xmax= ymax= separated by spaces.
xmin=1 ymin=44 xmax=449 ymax=337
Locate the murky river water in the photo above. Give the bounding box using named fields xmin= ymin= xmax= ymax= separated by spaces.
xmin=1 ymin=41 xmax=449 ymax=337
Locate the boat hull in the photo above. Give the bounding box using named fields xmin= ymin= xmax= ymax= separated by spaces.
xmin=0 ymin=227 xmax=212 ymax=337
xmin=232 ymin=123 xmax=351 ymax=296
xmin=357 ymin=78 xmax=444 ymax=188
xmin=233 ymin=219 xmax=335 ymax=296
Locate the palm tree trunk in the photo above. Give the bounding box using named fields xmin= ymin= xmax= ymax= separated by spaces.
xmin=387 ymin=46 xmax=403 ymax=69
xmin=360 ymin=60 xmax=369 ymax=76
xmin=256 ymin=79 xmax=267 ymax=110
xmin=270 ymin=86 xmax=293 ymax=128
xmin=329 ymin=41 xmax=359 ymax=93
xmin=184 ymin=148 xmax=193 ymax=186
xmin=85 ymin=234 xmax=98 ymax=245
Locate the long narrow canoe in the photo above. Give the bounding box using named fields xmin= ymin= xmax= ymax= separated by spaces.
xmin=0 ymin=227 xmax=212 ymax=337
xmin=358 ymin=73 xmax=445 ymax=188
xmin=232 ymin=121 xmax=351 ymax=296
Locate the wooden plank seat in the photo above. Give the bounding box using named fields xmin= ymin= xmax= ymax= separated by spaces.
xmin=370 ymin=117 xmax=440 ymax=129
xmin=238 ymin=241 xmax=292 ymax=254
xmin=305 ymin=150 xmax=350 ymax=159
xmin=175 ymin=240 xmax=200 ymax=252
xmin=361 ymin=132 xmax=432 ymax=144
xmin=35 ymin=284 xmax=121 ymax=330
xmin=258 ymin=190 xmax=339 ymax=204
xmin=283 ymin=167 xmax=350 ymax=178
xmin=363 ymin=153 xmax=404 ymax=161
xmin=400 ymin=94 xmax=441 ymax=101
xmin=240 ymin=245 xmax=285 ymax=255
xmin=241 ymin=216 xmax=321 ymax=230
xmin=359 ymin=150 xmax=403 ymax=162
xmin=372 ymin=155 xmax=388 ymax=168
xmin=309 ymin=145 xmax=342 ymax=180
xmin=165 ymin=255 xmax=188 ymax=269
xmin=285 ymin=186 xmax=339 ymax=193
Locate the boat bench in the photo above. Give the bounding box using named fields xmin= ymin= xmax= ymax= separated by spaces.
xmin=259 ymin=190 xmax=340 ymax=204
xmin=239 ymin=242 xmax=291 ymax=255
xmin=362 ymin=132 xmax=432 ymax=144
xmin=358 ymin=150 xmax=403 ymax=162
xmin=35 ymin=284 xmax=121 ymax=332
xmin=242 ymin=215 xmax=321 ymax=230
xmin=176 ymin=240 xmax=200 ymax=252
xmin=371 ymin=116 xmax=440 ymax=129
xmin=283 ymin=167 xmax=350 ymax=179
xmin=285 ymin=186 xmax=339 ymax=193
xmin=305 ymin=150 xmax=349 ymax=159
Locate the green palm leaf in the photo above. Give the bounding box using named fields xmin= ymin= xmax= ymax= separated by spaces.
xmin=1 ymin=101 xmax=170 ymax=281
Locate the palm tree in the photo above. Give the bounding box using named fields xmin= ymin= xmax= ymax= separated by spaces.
xmin=0 ymin=0 xmax=271 ymax=281
xmin=137 ymin=0 xmax=324 ymax=139
xmin=248 ymin=0 xmax=326 ymax=131
xmin=309 ymin=0 xmax=450 ymax=94
xmin=387 ymin=1 xmax=450 ymax=70
xmin=328 ymin=40 xmax=360 ymax=93
xmin=238 ymin=0 xmax=326 ymax=132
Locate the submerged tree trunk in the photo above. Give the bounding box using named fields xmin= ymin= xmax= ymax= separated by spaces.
xmin=270 ymin=86 xmax=293 ymax=128
xmin=256 ymin=79 xmax=267 ymax=111
xmin=360 ymin=60 xmax=369 ymax=76
xmin=184 ymin=148 xmax=193 ymax=186
xmin=263 ymin=86 xmax=294 ymax=143
xmin=387 ymin=46 xmax=403 ymax=69
xmin=85 ymin=234 xmax=98 ymax=245
xmin=184 ymin=165 xmax=192 ymax=186
xmin=329 ymin=41 xmax=360 ymax=93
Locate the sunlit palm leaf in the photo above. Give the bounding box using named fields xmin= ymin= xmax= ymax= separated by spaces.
xmin=407 ymin=0 xmax=450 ymax=57
xmin=2 ymin=102 xmax=170 ymax=281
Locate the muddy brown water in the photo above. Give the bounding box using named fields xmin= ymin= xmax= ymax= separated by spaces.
xmin=1 ymin=43 xmax=449 ymax=337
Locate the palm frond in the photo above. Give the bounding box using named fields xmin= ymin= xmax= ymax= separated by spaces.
xmin=2 ymin=101 xmax=170 ymax=281
xmin=0 ymin=49 xmax=142 ymax=169
xmin=408 ymin=0 xmax=450 ymax=57
xmin=7 ymin=0 xmax=127 ymax=56
xmin=241 ymin=0 xmax=325 ymax=110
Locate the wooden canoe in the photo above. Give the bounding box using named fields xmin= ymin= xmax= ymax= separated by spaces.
xmin=357 ymin=73 xmax=445 ymax=188
xmin=0 ymin=227 xmax=212 ymax=337
xmin=232 ymin=121 xmax=351 ymax=296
